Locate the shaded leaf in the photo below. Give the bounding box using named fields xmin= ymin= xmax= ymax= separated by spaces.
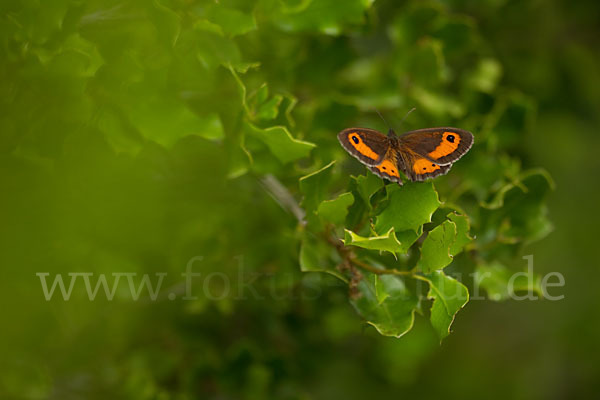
xmin=245 ymin=122 xmax=315 ymax=164
xmin=270 ymin=0 xmax=374 ymax=35
xmin=447 ymin=212 xmax=472 ymax=256
xmin=300 ymin=232 xmax=346 ymax=282
xmin=255 ymin=95 xmax=283 ymax=121
xmin=481 ymin=169 xmax=554 ymax=243
xmin=354 ymin=173 xmax=384 ymax=210
xmin=206 ymin=5 xmax=257 ymax=37
xmin=299 ymin=161 xmax=336 ymax=214
xmin=467 ymin=58 xmax=503 ymax=93
xmin=474 ymin=262 xmax=543 ymax=301
xmin=128 ymin=98 xmax=224 ymax=147
xmin=317 ymin=192 xmax=355 ymax=225
xmin=351 ymin=273 xmax=418 ymax=338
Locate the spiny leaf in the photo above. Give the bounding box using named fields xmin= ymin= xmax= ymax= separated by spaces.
xmin=255 ymin=95 xmax=283 ymax=121
xmin=351 ymin=273 xmax=418 ymax=338
xmin=418 ymin=220 xmax=457 ymax=273
xmin=343 ymin=228 xmax=403 ymax=257
xmin=353 ymin=173 xmax=384 ymax=210
xmin=447 ymin=212 xmax=472 ymax=256
xmin=423 ymin=271 xmax=469 ymax=340
xmin=317 ymin=192 xmax=355 ymax=226
xmin=375 ymin=182 xmax=441 ymax=234
xmin=244 ymin=122 xmax=315 ymax=164
xmin=394 ymin=227 xmax=423 ymax=254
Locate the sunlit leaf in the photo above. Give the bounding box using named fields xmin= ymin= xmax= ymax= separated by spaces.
xmin=375 ymin=182 xmax=441 ymax=234
xmin=318 ymin=192 xmax=355 ymax=225
xmin=343 ymin=228 xmax=403 ymax=257
xmin=418 ymin=220 xmax=457 ymax=273
xmin=423 ymin=271 xmax=469 ymax=340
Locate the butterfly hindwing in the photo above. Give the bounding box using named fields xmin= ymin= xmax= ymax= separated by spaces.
xmin=396 ymin=147 xmax=452 ymax=182
xmin=367 ymin=148 xmax=403 ymax=184
xmin=399 ymin=127 xmax=473 ymax=165
xmin=338 ymin=128 xmax=391 ymax=166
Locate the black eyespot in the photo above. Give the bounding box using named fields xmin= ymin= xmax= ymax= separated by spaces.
xmin=382 ymin=166 xmax=387 ymax=170
xmin=423 ymin=167 xmax=426 ymax=170
xmin=446 ymin=134 xmax=455 ymax=143
xmin=351 ymin=135 xmax=360 ymax=144
xmin=432 ymin=164 xmax=436 ymax=167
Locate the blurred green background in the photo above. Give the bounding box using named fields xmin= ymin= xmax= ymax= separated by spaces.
xmin=1 ymin=0 xmax=599 ymax=399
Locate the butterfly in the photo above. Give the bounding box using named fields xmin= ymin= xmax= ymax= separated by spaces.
xmin=338 ymin=126 xmax=473 ymax=185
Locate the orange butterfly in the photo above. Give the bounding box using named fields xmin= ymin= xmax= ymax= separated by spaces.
xmin=338 ymin=127 xmax=473 ymax=184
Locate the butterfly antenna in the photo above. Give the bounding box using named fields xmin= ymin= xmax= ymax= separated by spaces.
xmin=375 ymin=108 xmax=395 ymax=136
xmin=399 ymin=107 xmax=417 ymax=126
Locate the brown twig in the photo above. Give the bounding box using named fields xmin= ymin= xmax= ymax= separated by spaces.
xmin=323 ymin=228 xmax=419 ymax=278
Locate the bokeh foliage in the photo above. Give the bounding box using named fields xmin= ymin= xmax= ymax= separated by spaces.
xmin=1 ymin=0 xmax=598 ymax=399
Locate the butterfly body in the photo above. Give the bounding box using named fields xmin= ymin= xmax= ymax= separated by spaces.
xmin=338 ymin=127 xmax=473 ymax=184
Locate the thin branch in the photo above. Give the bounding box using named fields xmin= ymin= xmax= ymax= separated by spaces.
xmin=323 ymin=229 xmax=419 ymax=278
xmin=260 ymin=174 xmax=305 ymax=222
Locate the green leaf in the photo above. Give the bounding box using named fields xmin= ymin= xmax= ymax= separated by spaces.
xmin=375 ymin=182 xmax=441 ymax=234
xmin=481 ymin=169 xmax=554 ymax=243
xmin=351 ymin=274 xmax=418 ymax=338
xmin=299 ymin=161 xmax=336 ymax=214
xmin=151 ymin=0 xmax=182 ymax=46
xmin=248 ymin=83 xmax=283 ymax=121
xmin=411 ymin=85 xmax=465 ymax=118
xmin=467 ymin=58 xmax=503 ymax=93
xmin=128 ymin=98 xmax=224 ymax=147
xmin=244 ymin=122 xmax=315 ymax=164
xmin=195 ymin=31 xmax=241 ymax=70
xmin=418 ymin=220 xmax=457 ymax=273
xmin=317 ymin=192 xmax=355 ymax=225
xmin=423 ymin=271 xmax=469 ymax=340
xmin=447 ymin=212 xmax=472 ymax=256
xmin=299 ymin=232 xmax=347 ymax=282
xmin=394 ymin=227 xmax=423 ymax=255
xmin=255 ymin=95 xmax=283 ymax=121
xmin=354 ymin=173 xmax=384 ymax=210
xmin=343 ymin=228 xmax=402 ymax=257
xmin=206 ymin=5 xmax=257 ymax=37
xmin=474 ymin=262 xmax=543 ymax=301
xmin=270 ymin=0 xmax=375 ymax=35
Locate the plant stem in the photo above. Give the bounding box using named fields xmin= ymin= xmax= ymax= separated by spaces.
xmin=323 ymin=229 xmax=422 ymax=279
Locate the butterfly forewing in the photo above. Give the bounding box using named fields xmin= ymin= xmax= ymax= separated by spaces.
xmin=338 ymin=128 xmax=390 ymax=166
xmin=399 ymin=127 xmax=473 ymax=166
